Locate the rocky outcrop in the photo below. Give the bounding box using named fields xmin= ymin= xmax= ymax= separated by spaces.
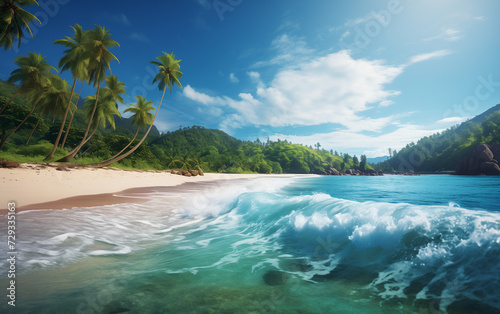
xmin=56 ymin=164 xmax=69 ymax=171
xmin=170 ymin=168 xmax=204 ymax=177
xmin=456 ymin=144 xmax=500 ymax=175
xmin=323 ymin=167 xmax=383 ymax=176
xmin=0 ymin=160 xmax=20 ymax=168
xmin=324 ymin=167 xmax=340 ymax=176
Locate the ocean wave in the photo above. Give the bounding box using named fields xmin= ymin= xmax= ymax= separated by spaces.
xmin=2 ymin=176 xmax=499 ymax=312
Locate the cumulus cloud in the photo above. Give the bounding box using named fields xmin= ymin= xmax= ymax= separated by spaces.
xmin=247 ymin=71 xmax=260 ymax=81
xmin=186 ymin=50 xmax=403 ymax=131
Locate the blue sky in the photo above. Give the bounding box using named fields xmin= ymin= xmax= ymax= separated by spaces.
xmin=2 ymin=0 xmax=500 ymax=157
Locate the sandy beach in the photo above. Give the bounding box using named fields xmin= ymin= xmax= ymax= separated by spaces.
xmin=0 ymin=163 xmax=302 ymax=213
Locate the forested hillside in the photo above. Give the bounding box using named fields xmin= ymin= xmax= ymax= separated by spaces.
xmin=376 ymin=105 xmax=500 ymax=172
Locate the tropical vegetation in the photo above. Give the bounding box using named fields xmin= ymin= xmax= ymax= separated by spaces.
xmin=376 ymin=105 xmax=500 ymax=173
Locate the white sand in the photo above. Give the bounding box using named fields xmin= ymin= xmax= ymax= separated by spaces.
xmin=0 ymin=163 xmax=301 ymax=210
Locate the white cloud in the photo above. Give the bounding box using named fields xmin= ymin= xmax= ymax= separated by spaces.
xmin=436 ymin=116 xmax=468 ymax=125
xmin=183 ymin=85 xmax=224 ymax=105
xmin=229 ymin=73 xmax=239 ymax=83
xmin=424 ymin=28 xmax=462 ymax=42
xmin=130 ymin=32 xmax=151 ymax=43
xmin=186 ymin=50 xmax=403 ymax=131
xmin=252 ymin=34 xmax=315 ymax=68
xmin=247 ymin=71 xmax=260 ymax=81
xmin=379 ymin=100 xmax=394 ymax=107
xmin=339 ymin=31 xmax=351 ymax=42
xmin=407 ymin=50 xmax=451 ymax=66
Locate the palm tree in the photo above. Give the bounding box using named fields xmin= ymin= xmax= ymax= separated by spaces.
xmin=57 ymin=25 xmax=119 ymax=162
xmin=89 ymin=52 xmax=182 ymax=168
xmin=0 ymin=52 xmax=56 ymax=115
xmin=0 ymin=74 xmax=72 ymax=149
xmin=37 ymin=74 xmax=75 ymax=122
xmin=0 ymin=0 xmax=41 ymax=50
xmin=44 ymin=24 xmax=88 ymax=161
xmin=82 ymin=87 xmax=121 ymax=132
xmin=64 ymin=76 xmax=124 ymax=156
xmin=109 ymin=95 xmax=154 ymax=159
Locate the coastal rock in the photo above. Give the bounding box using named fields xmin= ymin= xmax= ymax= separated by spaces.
xmin=477 ymin=144 xmax=494 ymax=162
xmin=479 ymin=162 xmax=500 ymax=175
xmin=0 ymin=160 xmax=20 ymax=168
xmin=181 ymin=170 xmax=192 ymax=177
xmin=456 ymin=143 xmax=500 ymax=175
xmin=197 ymin=166 xmax=204 ymax=176
xmin=189 ymin=170 xmax=199 ymax=176
xmin=324 ymin=167 xmax=340 ymax=175
xmin=56 ymin=164 xmax=69 ymax=171
xmin=171 ymin=169 xmax=181 ymax=175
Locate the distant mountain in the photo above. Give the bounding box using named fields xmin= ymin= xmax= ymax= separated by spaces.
xmin=367 ymin=156 xmax=388 ymax=164
xmin=112 ymin=115 xmax=160 ymax=138
xmin=376 ymin=103 xmax=500 ymax=173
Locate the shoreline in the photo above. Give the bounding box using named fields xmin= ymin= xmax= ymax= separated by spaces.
xmin=1 ymin=163 xmax=306 ymax=214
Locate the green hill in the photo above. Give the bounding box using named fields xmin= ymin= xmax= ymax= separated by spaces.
xmin=148 ymin=126 xmax=352 ymax=174
xmin=376 ymin=104 xmax=500 ymax=173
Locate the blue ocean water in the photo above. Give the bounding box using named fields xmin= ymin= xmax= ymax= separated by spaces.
xmin=1 ymin=175 xmax=500 ymax=313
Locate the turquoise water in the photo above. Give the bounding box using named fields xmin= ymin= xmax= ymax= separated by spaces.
xmin=1 ymin=175 xmax=500 ymax=313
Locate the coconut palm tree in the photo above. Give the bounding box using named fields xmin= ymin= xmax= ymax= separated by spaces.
xmin=0 ymin=0 xmax=41 ymax=50
xmin=57 ymin=25 xmax=119 ymax=162
xmin=0 ymin=74 xmax=72 ymax=149
xmin=89 ymin=52 xmax=182 ymax=168
xmin=63 ymin=76 xmax=124 ymax=156
xmin=44 ymin=24 xmax=88 ymax=161
xmin=0 ymin=52 xmax=56 ymax=115
xmin=109 ymin=95 xmax=154 ymax=159
xmin=82 ymin=87 xmax=121 ymax=132
xmin=37 ymin=74 xmax=75 ymax=122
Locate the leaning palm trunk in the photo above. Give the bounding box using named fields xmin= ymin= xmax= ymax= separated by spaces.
xmin=61 ymin=81 xmax=83 ymax=149
xmin=44 ymin=78 xmax=77 ymax=161
xmin=0 ymin=90 xmax=20 ymax=115
xmin=61 ymin=111 xmax=74 ymax=149
xmin=0 ymin=102 xmax=38 ymax=149
xmin=65 ymin=121 xmax=99 ymax=155
xmin=90 ymin=86 xmax=166 ymax=168
xmin=109 ymin=128 xmax=139 ymax=160
xmin=26 ymin=118 xmax=41 ymax=145
xmin=57 ymin=82 xmax=101 ymax=162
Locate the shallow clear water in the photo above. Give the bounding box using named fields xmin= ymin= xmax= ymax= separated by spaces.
xmin=1 ymin=175 xmax=500 ymax=313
